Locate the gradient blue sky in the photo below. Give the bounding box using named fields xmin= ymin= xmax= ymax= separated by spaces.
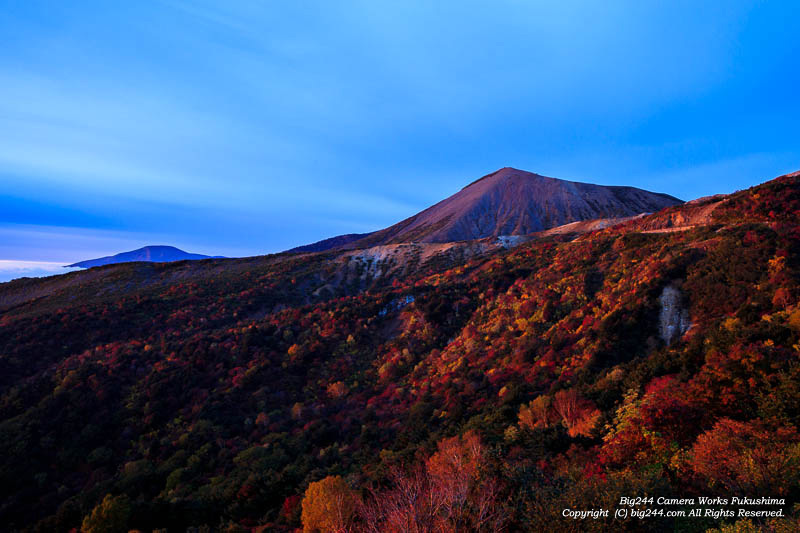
xmin=2 ymin=1 xmax=799 ymax=273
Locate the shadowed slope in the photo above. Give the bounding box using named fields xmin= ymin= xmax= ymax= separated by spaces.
xmin=287 ymin=233 xmax=375 ymax=253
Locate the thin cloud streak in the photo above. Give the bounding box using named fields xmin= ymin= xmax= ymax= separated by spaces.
xmin=0 ymin=260 xmax=81 ymax=283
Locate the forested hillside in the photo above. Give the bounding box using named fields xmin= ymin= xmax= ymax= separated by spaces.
xmin=2 ymin=172 xmax=800 ymax=532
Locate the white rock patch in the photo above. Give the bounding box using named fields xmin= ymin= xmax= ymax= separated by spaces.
xmin=659 ymin=284 xmax=691 ymax=345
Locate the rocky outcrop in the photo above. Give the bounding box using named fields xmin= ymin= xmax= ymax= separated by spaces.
xmin=633 ymin=196 xmax=726 ymax=233
xmin=659 ymin=283 xmax=691 ymax=345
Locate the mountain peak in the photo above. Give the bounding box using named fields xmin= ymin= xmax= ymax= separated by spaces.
xmin=338 ymin=167 xmax=682 ymax=248
xmin=461 ymin=166 xmax=544 ymax=190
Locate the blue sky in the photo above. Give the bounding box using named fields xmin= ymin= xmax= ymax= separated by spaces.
xmin=1 ymin=0 xmax=799 ymax=277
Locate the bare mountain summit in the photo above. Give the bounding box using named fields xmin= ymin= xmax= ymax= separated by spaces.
xmin=302 ymin=167 xmax=682 ymax=251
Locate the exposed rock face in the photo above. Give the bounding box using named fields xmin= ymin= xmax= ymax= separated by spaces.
xmin=495 ymin=235 xmax=530 ymax=248
xmin=659 ymin=284 xmax=691 ymax=345
xmin=634 ymin=195 xmax=727 ymax=234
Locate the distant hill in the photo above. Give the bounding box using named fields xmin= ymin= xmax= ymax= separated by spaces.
xmin=68 ymin=245 xmax=223 ymax=268
xmin=291 ymin=167 xmax=683 ymax=252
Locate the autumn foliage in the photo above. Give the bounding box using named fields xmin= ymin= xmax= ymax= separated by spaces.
xmin=684 ymin=418 xmax=800 ymax=496
xmin=2 ymin=172 xmax=800 ymax=530
xmin=301 ymin=476 xmax=357 ymax=533
xmin=359 ymin=431 xmax=505 ymax=532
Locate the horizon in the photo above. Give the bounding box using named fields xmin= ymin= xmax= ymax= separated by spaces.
xmin=2 ymin=1 xmax=800 ymax=281
xmin=0 ymin=165 xmax=788 ymax=283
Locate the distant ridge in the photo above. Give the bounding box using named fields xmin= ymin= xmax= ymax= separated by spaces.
xmin=68 ymin=245 xmax=223 ymax=269
xmin=290 ymin=167 xmax=683 ymax=251
xmin=287 ymin=232 xmax=375 ymax=253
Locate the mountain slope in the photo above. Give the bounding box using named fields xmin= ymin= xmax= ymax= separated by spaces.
xmin=287 ymin=232 xmax=375 ymax=253
xmin=2 ymin=171 xmax=800 ymax=532
xmin=335 ymin=167 xmax=681 ymax=249
xmin=68 ymin=245 xmax=222 ymax=268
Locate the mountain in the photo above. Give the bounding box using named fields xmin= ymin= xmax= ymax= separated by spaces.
xmin=297 ymin=167 xmax=682 ymax=251
xmin=2 ymin=170 xmax=800 ymax=532
xmin=67 ymin=245 xmax=223 ymax=268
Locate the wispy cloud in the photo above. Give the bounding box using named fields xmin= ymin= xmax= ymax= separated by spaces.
xmin=0 ymin=260 xmax=81 ymax=283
